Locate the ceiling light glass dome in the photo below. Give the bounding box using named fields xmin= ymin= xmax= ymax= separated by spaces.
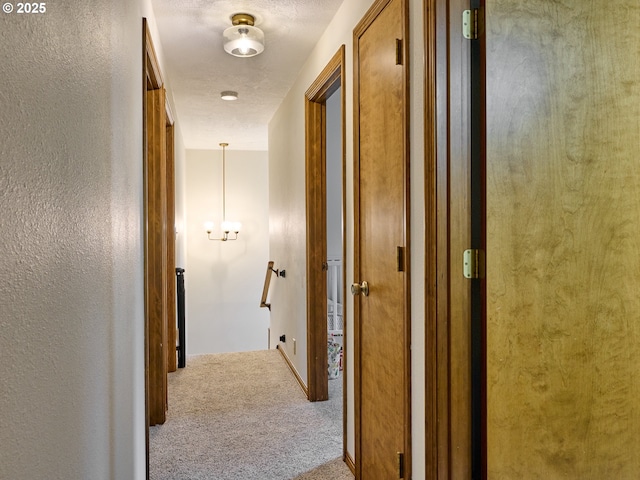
xmin=223 ymin=13 xmax=265 ymax=58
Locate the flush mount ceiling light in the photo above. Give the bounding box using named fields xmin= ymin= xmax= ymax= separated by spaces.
xmin=220 ymin=90 xmax=238 ymax=101
xmin=223 ymin=13 xmax=265 ymax=58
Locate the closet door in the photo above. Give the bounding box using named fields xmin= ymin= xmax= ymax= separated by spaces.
xmin=353 ymin=0 xmax=410 ymax=476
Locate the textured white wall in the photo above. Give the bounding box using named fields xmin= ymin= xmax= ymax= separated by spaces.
xmin=174 ymin=122 xmax=188 ymax=269
xmin=0 ymin=1 xmax=174 ymax=478
xmin=268 ymin=0 xmax=425 ymax=473
xmin=185 ymin=149 xmax=270 ymax=354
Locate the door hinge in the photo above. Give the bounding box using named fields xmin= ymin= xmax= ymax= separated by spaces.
xmin=397 ymin=246 xmax=405 ymax=272
xmin=397 ymin=452 xmax=405 ymax=478
xmin=463 ymin=9 xmax=479 ymax=40
xmin=395 ymin=38 xmax=403 ymax=65
xmin=463 ymin=249 xmax=485 ymax=279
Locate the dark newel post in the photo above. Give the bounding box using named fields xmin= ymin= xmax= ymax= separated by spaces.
xmin=176 ymin=268 xmax=186 ymax=368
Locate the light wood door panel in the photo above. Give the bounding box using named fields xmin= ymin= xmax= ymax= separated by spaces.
xmin=354 ymin=0 xmax=410 ymax=476
xmin=486 ymin=1 xmax=640 ymax=477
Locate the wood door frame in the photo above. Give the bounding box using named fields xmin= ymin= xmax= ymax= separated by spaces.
xmin=468 ymin=1 xmax=487 ymax=477
xmin=353 ymin=0 xmax=411 ymax=476
xmin=425 ymin=0 xmax=475 ymax=477
xmin=143 ymin=17 xmax=165 ymax=433
xmin=143 ymin=17 xmax=176 ymax=477
xmin=305 ymin=46 xmax=346 ymax=407
xmin=166 ymin=118 xmax=177 ymax=374
xmin=423 ymin=0 xmax=439 ymax=476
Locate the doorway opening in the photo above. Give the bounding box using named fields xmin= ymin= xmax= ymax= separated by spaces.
xmin=143 ymin=17 xmax=176 ymax=477
xmin=304 ymin=46 xmax=347 ymax=460
xmin=325 ymin=85 xmax=344 ymax=398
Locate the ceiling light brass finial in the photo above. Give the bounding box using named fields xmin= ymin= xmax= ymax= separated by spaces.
xmin=231 ymin=13 xmax=255 ymax=26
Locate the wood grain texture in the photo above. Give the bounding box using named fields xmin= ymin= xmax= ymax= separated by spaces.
xmin=423 ymin=0 xmax=439 ymax=476
xmin=166 ymin=122 xmax=176 ymax=373
xmin=146 ymin=87 xmax=168 ymax=426
xmin=486 ymin=1 xmax=640 ymax=477
xmin=305 ymin=95 xmax=329 ymax=402
xmin=354 ymin=0 xmax=411 ymax=476
xmin=444 ymin=0 xmax=474 ymax=477
xmin=260 ymin=261 xmax=275 ymax=310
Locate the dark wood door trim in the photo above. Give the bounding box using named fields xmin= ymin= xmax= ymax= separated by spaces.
xmin=423 ymin=0 xmax=439 ymax=477
xmin=469 ymin=2 xmax=486 ymax=477
xmin=305 ymin=45 xmax=346 ymax=405
xmin=427 ymin=0 xmax=474 ymax=477
xmin=146 ymin=86 xmax=168 ymax=427
xmin=166 ymin=120 xmax=177 ymax=374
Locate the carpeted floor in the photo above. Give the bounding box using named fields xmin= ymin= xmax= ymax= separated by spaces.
xmin=149 ymin=349 xmax=353 ymax=480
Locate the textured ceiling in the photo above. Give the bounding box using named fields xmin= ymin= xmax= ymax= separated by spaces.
xmin=150 ymin=0 xmax=345 ymax=151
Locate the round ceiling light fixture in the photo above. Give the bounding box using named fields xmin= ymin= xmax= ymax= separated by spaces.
xmin=220 ymin=91 xmax=238 ymax=101
xmin=223 ymin=13 xmax=265 ymax=58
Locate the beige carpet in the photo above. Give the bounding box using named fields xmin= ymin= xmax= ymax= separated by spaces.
xmin=149 ymin=349 xmax=353 ymax=480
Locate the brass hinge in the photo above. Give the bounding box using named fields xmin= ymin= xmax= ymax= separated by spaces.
xmin=463 ymin=9 xmax=479 ymax=40
xmin=397 ymin=452 xmax=405 ymax=478
xmin=463 ymin=249 xmax=485 ymax=279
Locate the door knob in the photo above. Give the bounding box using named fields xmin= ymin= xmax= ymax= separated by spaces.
xmin=351 ymin=281 xmax=369 ymax=297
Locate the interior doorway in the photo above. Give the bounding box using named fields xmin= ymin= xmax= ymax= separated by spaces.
xmin=304 ymin=46 xmax=347 ymax=459
xmin=143 ymin=17 xmax=176 ymax=477
xmin=325 ymin=86 xmax=344 ymax=400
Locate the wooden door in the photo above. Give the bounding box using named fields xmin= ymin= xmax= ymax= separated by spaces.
xmin=485 ymin=1 xmax=640 ymax=477
xmin=353 ymin=0 xmax=410 ymax=477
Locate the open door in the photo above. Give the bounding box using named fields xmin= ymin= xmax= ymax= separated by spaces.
xmin=437 ymin=1 xmax=640 ymax=477
xmin=484 ymin=0 xmax=640 ymax=477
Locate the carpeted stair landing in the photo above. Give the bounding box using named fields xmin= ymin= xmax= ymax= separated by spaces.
xmin=149 ymin=349 xmax=353 ymax=480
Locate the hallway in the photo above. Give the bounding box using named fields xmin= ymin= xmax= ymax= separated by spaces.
xmin=149 ymin=350 xmax=351 ymax=479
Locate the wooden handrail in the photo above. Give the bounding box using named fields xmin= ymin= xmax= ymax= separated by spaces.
xmin=260 ymin=261 xmax=280 ymax=310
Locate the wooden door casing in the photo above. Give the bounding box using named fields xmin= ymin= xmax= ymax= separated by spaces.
xmin=305 ymin=46 xmax=346 ymax=406
xmin=426 ymin=0 xmax=475 ymax=476
xmin=166 ymin=122 xmax=176 ymax=374
xmin=145 ymin=86 xmax=168 ymax=426
xmin=144 ymin=19 xmax=174 ymax=434
xmin=353 ymin=0 xmax=410 ymax=476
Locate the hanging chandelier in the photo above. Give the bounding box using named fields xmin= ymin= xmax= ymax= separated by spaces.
xmin=204 ymin=143 xmax=241 ymax=241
